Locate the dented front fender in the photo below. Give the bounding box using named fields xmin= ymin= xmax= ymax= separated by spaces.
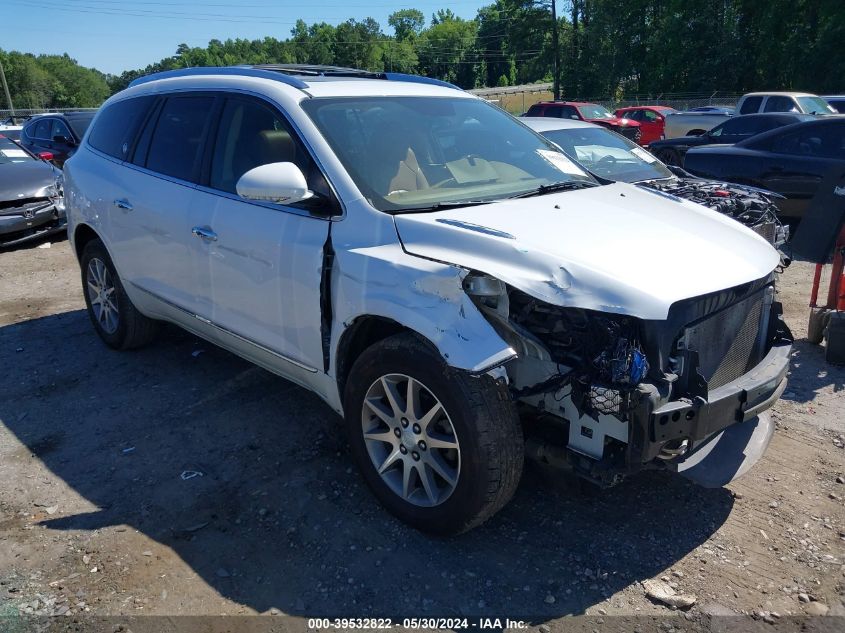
xmin=331 ymin=241 xmax=515 ymax=375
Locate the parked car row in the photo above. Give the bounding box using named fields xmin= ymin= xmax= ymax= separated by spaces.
xmin=525 ymin=100 xmax=642 ymax=142
xmin=62 ymin=64 xmax=792 ymax=534
xmin=683 ymin=117 xmax=845 ymax=219
xmin=648 ymin=113 xmax=814 ymax=166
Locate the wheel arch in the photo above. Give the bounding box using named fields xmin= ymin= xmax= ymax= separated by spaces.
xmin=334 ymin=315 xmax=413 ymax=401
xmin=73 ymin=223 xmax=102 ymax=262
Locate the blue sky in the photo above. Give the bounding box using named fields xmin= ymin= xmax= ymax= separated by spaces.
xmin=4 ymin=0 xmax=490 ymax=75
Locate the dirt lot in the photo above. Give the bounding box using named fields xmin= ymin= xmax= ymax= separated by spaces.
xmin=1 ymin=238 xmax=844 ymax=627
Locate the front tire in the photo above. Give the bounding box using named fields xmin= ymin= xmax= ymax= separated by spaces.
xmin=80 ymin=239 xmax=159 ymax=349
xmin=344 ymin=333 xmax=523 ymax=535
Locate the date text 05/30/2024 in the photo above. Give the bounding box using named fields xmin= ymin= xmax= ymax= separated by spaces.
xmin=307 ymin=619 xmax=529 ymax=629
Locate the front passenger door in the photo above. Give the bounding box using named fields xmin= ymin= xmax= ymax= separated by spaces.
xmin=190 ymin=95 xmax=334 ymax=376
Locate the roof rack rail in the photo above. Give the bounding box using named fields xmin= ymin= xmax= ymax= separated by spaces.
xmin=128 ymin=66 xmax=309 ymax=89
xmin=253 ymin=65 xmax=460 ymax=89
xmin=382 ymin=72 xmax=460 ymax=90
xmin=251 ymin=64 xmax=382 ymax=79
xmin=128 ymin=64 xmax=461 ymax=91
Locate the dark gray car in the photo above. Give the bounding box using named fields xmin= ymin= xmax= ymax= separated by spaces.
xmin=0 ymin=135 xmax=66 ymax=248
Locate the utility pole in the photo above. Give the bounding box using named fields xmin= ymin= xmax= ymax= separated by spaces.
xmin=551 ymin=0 xmax=560 ymax=100
xmin=0 ymin=59 xmax=14 ymax=117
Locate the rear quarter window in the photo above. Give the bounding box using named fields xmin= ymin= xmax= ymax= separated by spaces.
xmin=88 ymin=97 xmax=155 ymax=160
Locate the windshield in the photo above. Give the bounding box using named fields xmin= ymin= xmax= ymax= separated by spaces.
xmin=796 ymin=96 xmax=837 ymax=115
xmin=66 ymin=112 xmax=96 ymax=138
xmin=576 ymin=104 xmax=614 ymax=119
xmin=0 ymin=136 xmax=34 ymax=164
xmin=540 ymin=127 xmax=673 ymax=183
xmin=302 ymin=97 xmax=595 ymax=212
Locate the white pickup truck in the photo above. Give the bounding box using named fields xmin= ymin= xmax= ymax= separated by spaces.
xmin=664 ymin=92 xmax=836 ymax=139
xmin=663 ymin=109 xmax=733 ymax=139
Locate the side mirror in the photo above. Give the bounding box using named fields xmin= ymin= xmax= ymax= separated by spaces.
xmin=236 ymin=162 xmax=313 ymax=205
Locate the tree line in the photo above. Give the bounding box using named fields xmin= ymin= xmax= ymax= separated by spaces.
xmin=2 ymin=0 xmax=843 ymax=111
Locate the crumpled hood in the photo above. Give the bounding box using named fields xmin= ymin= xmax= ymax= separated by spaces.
xmin=0 ymin=161 xmax=58 ymax=201
xmin=394 ymin=182 xmax=780 ymax=320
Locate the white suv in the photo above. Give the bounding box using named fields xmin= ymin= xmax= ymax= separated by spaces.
xmin=65 ymin=65 xmax=792 ymax=534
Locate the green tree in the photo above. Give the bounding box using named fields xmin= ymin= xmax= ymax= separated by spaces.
xmin=389 ymin=9 xmax=425 ymax=41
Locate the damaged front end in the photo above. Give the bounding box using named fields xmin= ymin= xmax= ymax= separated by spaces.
xmin=465 ymin=271 xmax=792 ymax=489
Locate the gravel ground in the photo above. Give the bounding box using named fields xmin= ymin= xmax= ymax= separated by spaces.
xmin=0 ymin=238 xmax=843 ymax=626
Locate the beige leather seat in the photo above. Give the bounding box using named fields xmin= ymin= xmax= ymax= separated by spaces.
xmin=386 ymin=147 xmax=429 ymax=194
xmin=368 ymin=127 xmax=429 ymax=197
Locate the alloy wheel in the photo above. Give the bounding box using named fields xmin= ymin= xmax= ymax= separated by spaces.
xmin=86 ymin=257 xmax=119 ymax=334
xmin=361 ymin=373 xmax=461 ymax=507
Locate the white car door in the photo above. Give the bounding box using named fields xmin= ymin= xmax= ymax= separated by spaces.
xmin=108 ymin=94 xmax=218 ymax=313
xmin=189 ymin=94 xmax=334 ymax=374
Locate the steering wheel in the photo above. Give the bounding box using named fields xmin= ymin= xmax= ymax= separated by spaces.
xmin=597 ymin=154 xmax=618 ymax=166
xmin=429 ymin=177 xmax=458 ymax=189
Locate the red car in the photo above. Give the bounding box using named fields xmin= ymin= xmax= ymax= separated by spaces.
xmin=613 ymin=106 xmax=678 ymax=146
xmin=525 ymin=101 xmax=641 ymax=143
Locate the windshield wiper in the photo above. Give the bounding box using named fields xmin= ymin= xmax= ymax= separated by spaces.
xmin=392 ymin=200 xmax=496 ymax=214
xmin=509 ymin=180 xmax=599 ymax=199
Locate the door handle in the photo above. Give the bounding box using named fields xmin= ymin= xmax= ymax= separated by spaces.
xmin=191 ymin=226 xmax=218 ymax=242
xmin=113 ymin=198 xmax=133 ymax=211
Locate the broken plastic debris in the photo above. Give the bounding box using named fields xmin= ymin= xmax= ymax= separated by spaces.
xmin=642 ymin=579 xmax=696 ymax=609
xmin=122 ymin=447 xmax=136 ymax=454
xmin=180 ymin=470 xmax=203 ymax=480
xmin=45 ymin=505 xmax=58 ymax=515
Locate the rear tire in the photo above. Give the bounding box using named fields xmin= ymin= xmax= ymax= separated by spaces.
xmin=80 ymin=238 xmax=159 ymax=350
xmin=344 ymin=333 xmax=523 ymax=535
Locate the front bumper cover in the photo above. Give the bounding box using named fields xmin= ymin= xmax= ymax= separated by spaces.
xmin=627 ymin=308 xmax=792 ymax=480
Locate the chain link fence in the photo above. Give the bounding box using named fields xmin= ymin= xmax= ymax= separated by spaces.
xmin=1 ymin=107 xmax=98 ymax=123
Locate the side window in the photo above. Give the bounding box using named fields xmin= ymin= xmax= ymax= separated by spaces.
xmin=145 ymin=95 xmax=216 ymax=182
xmin=714 ymin=117 xmax=757 ymax=137
xmin=552 ymin=105 xmax=579 ymax=119
xmin=208 ymin=97 xmax=333 ymax=205
xmin=50 ymin=120 xmax=72 ymax=141
xmin=88 ymin=96 xmax=155 ymax=160
xmin=621 ymin=110 xmax=641 ymax=121
xmin=544 ymin=106 xmax=564 ymax=118
xmin=32 ymin=118 xmax=52 ymax=139
xmin=764 ymin=96 xmax=797 ymax=113
xmin=739 ymin=96 xmax=763 ymax=114
xmin=772 ymin=129 xmax=824 ymax=156
xmin=642 ymin=110 xmax=660 ymax=122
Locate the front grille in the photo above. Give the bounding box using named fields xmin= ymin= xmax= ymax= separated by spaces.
xmin=0 ymin=197 xmax=51 ymax=215
xmin=681 ymin=290 xmax=767 ymax=389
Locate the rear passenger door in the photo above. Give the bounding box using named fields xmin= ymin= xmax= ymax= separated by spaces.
xmin=109 ymin=94 xmax=218 ymax=313
xmin=189 ymin=94 xmax=334 ymax=376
